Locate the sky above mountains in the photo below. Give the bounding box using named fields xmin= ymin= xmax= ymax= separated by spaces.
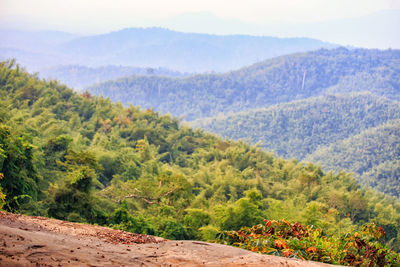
xmin=1 ymin=0 xmax=400 ymax=48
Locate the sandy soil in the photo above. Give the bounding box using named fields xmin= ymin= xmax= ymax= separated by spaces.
xmin=0 ymin=211 xmax=337 ymax=266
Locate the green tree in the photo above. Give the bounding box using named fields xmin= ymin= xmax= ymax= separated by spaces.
xmin=48 ymin=166 xmax=104 ymax=223
xmin=0 ymin=124 xmax=38 ymax=211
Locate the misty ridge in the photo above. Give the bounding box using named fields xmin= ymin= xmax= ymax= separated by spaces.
xmin=0 ymin=27 xmax=336 ymax=73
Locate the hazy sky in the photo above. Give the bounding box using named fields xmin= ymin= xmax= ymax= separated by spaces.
xmin=1 ymin=0 xmax=400 ymax=48
xmin=1 ymin=0 xmax=399 ymax=33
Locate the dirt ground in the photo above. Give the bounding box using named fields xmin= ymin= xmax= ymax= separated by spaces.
xmin=0 ymin=211 xmax=336 ymax=266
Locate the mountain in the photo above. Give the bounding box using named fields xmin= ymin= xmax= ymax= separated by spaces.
xmin=305 ymin=119 xmax=400 ymax=197
xmin=38 ymin=65 xmax=189 ymax=91
xmin=0 ymin=27 xmax=335 ymax=73
xmin=2 ymin=59 xmax=400 ymax=251
xmin=193 ymin=93 xmax=400 ymax=159
xmin=87 ymin=48 xmax=400 ymax=121
xmin=55 ymin=27 xmax=336 ymax=72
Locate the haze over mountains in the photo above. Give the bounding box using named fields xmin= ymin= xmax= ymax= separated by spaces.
xmin=2 ymin=9 xmax=399 ymax=49
xmin=152 ymin=9 xmax=400 ymax=49
xmin=39 ymin=65 xmax=189 ymax=91
xmin=0 ymin=27 xmax=335 ymax=74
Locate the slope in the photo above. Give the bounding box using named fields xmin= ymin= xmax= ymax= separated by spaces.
xmin=87 ymin=48 xmax=400 ymax=121
xmin=305 ymin=119 xmax=400 ymax=197
xmin=193 ymin=93 xmax=400 ymax=159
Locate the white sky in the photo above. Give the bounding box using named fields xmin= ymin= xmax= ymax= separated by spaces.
xmin=1 ymin=0 xmax=400 ymax=34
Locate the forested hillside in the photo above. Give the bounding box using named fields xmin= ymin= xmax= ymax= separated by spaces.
xmin=87 ymin=48 xmax=400 ymax=121
xmin=1 ymin=60 xmax=400 ymax=252
xmin=306 ymin=119 xmax=400 ymax=197
xmin=194 ymin=93 xmax=400 ymax=159
xmin=39 ymin=65 xmax=188 ymax=91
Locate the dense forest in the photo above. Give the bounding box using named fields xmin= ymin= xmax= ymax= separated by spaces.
xmin=195 ymin=94 xmax=400 ymax=197
xmin=306 ymin=119 xmax=400 ymax=197
xmin=1 ymin=60 xmax=400 ymax=255
xmin=87 ymin=48 xmax=400 ymax=121
xmin=194 ymin=93 xmax=400 ymax=159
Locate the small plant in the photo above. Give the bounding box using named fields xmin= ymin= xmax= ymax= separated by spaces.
xmin=216 ymin=219 xmax=400 ymax=266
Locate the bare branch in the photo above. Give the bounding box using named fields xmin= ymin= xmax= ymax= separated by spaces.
xmin=123 ymin=187 xmax=180 ymax=204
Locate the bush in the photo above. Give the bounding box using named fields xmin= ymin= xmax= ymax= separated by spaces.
xmin=216 ymin=219 xmax=400 ymax=266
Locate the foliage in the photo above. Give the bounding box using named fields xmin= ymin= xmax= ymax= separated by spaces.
xmin=1 ymin=60 xmax=400 ymax=254
xmin=217 ymin=219 xmax=400 ymax=266
xmin=108 ymin=202 xmax=154 ymax=235
xmin=0 ymin=123 xmax=38 ymax=211
xmin=306 ymin=119 xmax=400 ymax=197
xmin=195 ymin=93 xmax=400 ymax=197
xmin=47 ymin=166 xmax=104 ymax=223
xmin=195 ymin=93 xmax=400 ymax=159
xmin=0 ymin=173 xmax=6 ymax=209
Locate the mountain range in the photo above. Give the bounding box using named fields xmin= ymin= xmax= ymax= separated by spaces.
xmin=0 ymin=27 xmax=335 ymax=74
xmin=87 ymin=48 xmax=400 ymax=121
xmin=86 ymin=47 xmax=400 ymax=197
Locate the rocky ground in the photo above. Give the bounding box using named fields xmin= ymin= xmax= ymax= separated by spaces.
xmin=0 ymin=211 xmax=336 ymax=266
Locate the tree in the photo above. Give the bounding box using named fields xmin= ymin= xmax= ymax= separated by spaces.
xmin=48 ymin=166 xmax=101 ymax=223
xmin=0 ymin=124 xmax=38 ymax=211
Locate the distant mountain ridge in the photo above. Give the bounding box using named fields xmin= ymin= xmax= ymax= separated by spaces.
xmin=87 ymin=48 xmax=400 ymax=121
xmin=0 ymin=27 xmax=336 ymax=73
xmin=39 ymin=65 xmax=189 ymax=91
xmin=59 ymin=27 xmax=336 ymax=72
